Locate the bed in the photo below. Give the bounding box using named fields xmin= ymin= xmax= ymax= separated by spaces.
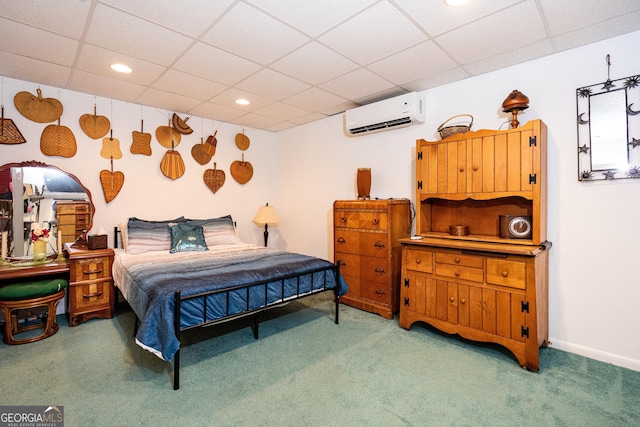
xmin=112 ymin=215 xmax=347 ymax=389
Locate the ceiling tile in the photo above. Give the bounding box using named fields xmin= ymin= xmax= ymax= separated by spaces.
xmin=283 ymin=87 xmax=348 ymax=111
xmin=0 ymin=18 xmax=78 ymax=66
xmin=201 ymin=2 xmax=309 ymax=65
xmin=235 ymin=68 xmax=310 ymax=101
xmin=540 ymin=0 xmax=640 ymax=36
xmin=0 ymin=0 xmax=91 ymax=38
xmin=318 ymin=1 xmax=428 ymax=65
xmin=86 ymin=4 xmax=193 ymax=66
xmin=233 ymin=112 xmax=281 ymax=129
xmin=68 ymin=70 xmax=147 ymax=102
xmin=368 ymin=41 xmax=458 ymax=86
xmin=136 ymin=88 xmax=203 ymax=114
xmin=435 ymin=1 xmax=547 ymax=65
xmin=188 ymin=102 xmax=247 ymax=123
xmin=0 ymin=52 xmax=71 ymax=89
xmin=394 ymin=0 xmax=522 ymax=37
xmin=255 ymin=102 xmax=309 ymax=121
xmin=246 ymin=0 xmax=377 ymax=37
xmin=401 ymin=67 xmax=470 ymax=92
xmin=210 ymin=87 xmax=274 ymax=111
xmin=174 ymin=43 xmax=262 ymax=86
xmin=152 ymin=70 xmax=228 ymax=101
xmin=100 ymin=0 xmax=236 ymax=38
xmin=76 ymin=44 xmax=166 ymax=85
xmin=271 ymin=42 xmax=359 ymax=85
xmin=464 ymin=39 xmax=553 ymax=77
xmin=551 ymin=9 xmax=640 ymax=52
xmin=320 ymin=68 xmax=395 ymax=100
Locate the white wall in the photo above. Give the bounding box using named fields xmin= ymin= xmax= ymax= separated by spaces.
xmin=275 ymin=30 xmax=640 ymax=371
xmin=0 ymin=80 xmax=278 ymax=246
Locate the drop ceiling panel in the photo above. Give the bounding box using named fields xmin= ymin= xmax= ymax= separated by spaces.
xmin=319 ymin=68 xmax=395 ymax=100
xmin=0 ymin=18 xmax=78 ymax=66
xmin=1 ymin=0 xmax=639 ymax=132
xmin=101 ymin=0 xmax=235 ymax=38
xmin=271 ymin=42 xmax=359 ymax=85
xmin=0 ymin=0 xmax=91 ymax=38
xmin=368 ymin=41 xmax=459 ymax=86
xmin=245 ymin=0 xmax=377 ymax=37
xmin=394 ymin=0 xmax=522 ymax=37
xmin=0 ymin=52 xmax=71 ymax=89
xmin=76 ymin=44 xmax=166 ymax=85
xmin=435 ymin=1 xmax=547 ymax=65
xmin=151 ymin=70 xmax=227 ymax=101
xmin=86 ymin=4 xmax=192 ymax=66
xmin=173 ymin=42 xmax=262 ymax=85
xmin=235 ymin=69 xmax=310 ymax=101
xmin=318 ymin=2 xmax=428 ymax=65
xmin=201 ymin=2 xmax=309 ymax=65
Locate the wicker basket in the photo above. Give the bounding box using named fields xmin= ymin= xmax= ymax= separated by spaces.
xmin=437 ymin=114 xmax=473 ymax=139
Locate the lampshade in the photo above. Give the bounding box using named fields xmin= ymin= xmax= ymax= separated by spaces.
xmin=253 ymin=204 xmax=280 ymax=225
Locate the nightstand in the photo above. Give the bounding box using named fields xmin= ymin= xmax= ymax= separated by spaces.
xmin=64 ymin=243 xmax=114 ymax=327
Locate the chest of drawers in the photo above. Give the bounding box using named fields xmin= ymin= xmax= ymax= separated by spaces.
xmin=333 ymin=199 xmax=410 ymax=319
xmin=56 ymin=201 xmax=90 ymax=246
xmin=64 ymin=244 xmax=114 ymax=326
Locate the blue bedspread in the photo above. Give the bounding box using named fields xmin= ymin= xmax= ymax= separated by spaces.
xmin=113 ymin=245 xmax=347 ymax=361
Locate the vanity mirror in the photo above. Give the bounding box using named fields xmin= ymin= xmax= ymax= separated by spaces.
xmin=576 ymin=64 xmax=640 ymax=181
xmin=0 ymin=161 xmax=94 ymax=258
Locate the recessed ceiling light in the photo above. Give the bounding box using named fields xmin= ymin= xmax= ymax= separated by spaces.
xmin=235 ymin=99 xmax=250 ymax=105
xmin=110 ymin=63 xmax=132 ymax=74
xmin=444 ymin=0 xmax=473 ymax=6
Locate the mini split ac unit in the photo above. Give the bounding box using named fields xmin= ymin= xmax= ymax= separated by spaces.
xmin=345 ymin=92 xmax=425 ymax=136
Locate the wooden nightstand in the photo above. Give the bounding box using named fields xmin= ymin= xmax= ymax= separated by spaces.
xmin=64 ymin=243 xmax=114 ymax=327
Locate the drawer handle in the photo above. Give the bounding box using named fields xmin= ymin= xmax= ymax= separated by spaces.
xmin=374 ymin=240 xmax=385 ymax=248
xmin=459 ymin=167 xmax=464 ymax=172
xmin=460 ymin=298 xmax=466 ymax=304
xmin=340 ymin=217 xmax=346 ymax=223
xmin=502 ymin=271 xmax=508 ymax=277
xmin=454 ymin=270 xmax=460 ymax=277
xmin=337 ymin=260 xmax=346 ymax=267
xmin=415 ymin=259 xmax=421 ymax=264
xmin=337 ymin=237 xmax=346 ymax=243
xmin=374 ymin=289 xmax=386 ymax=296
xmin=372 ymin=218 xmax=380 ymax=225
xmin=374 ymin=266 xmax=386 ymax=274
xmin=449 ymin=296 xmax=455 ymax=302
xmin=83 ymin=268 xmax=103 ymax=275
xmin=454 ymin=258 xmax=461 ymax=263
xmin=473 ymin=165 xmax=479 ymax=171
xmin=83 ymin=291 xmax=103 ymax=298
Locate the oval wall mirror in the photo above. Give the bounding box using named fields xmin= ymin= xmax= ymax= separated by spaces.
xmin=0 ymin=161 xmax=94 ymax=258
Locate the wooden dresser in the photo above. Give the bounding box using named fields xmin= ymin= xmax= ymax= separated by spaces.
xmin=56 ymin=201 xmax=90 ymax=246
xmin=333 ymin=199 xmax=411 ymax=319
xmin=64 ymin=243 xmax=114 ymax=327
xmin=400 ymin=120 xmax=550 ymax=371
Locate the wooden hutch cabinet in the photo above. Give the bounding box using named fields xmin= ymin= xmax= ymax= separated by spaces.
xmin=333 ymin=199 xmax=410 ymax=319
xmin=400 ymin=119 xmax=551 ymax=371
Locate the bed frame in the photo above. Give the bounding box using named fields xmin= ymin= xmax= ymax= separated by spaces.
xmin=114 ymin=227 xmax=341 ymax=390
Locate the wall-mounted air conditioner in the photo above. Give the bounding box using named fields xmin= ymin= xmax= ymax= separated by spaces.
xmin=345 ymin=92 xmax=425 ymax=136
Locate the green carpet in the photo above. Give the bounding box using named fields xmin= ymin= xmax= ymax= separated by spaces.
xmin=1 ymin=293 xmax=638 ymax=426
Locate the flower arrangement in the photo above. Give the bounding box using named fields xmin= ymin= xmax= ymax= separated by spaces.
xmin=31 ymin=227 xmax=50 ymax=242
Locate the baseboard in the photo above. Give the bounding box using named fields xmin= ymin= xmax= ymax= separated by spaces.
xmin=551 ymin=338 xmax=640 ymax=372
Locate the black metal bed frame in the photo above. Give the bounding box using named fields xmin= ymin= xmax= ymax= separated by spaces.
xmin=115 ymin=227 xmax=341 ymax=390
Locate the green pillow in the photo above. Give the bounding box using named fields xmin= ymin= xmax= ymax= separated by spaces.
xmin=169 ymin=223 xmax=208 ymax=254
xmin=0 ymin=278 xmax=68 ymax=300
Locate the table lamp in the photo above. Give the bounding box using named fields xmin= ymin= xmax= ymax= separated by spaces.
xmin=253 ymin=203 xmax=280 ymax=246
